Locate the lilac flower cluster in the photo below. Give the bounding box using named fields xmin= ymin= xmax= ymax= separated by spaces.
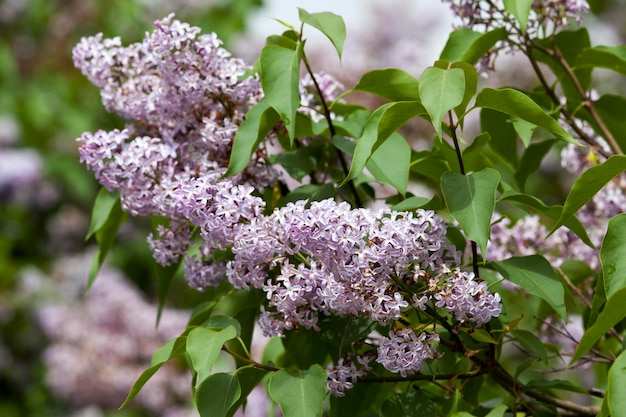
xmin=325 ymin=353 xmax=374 ymax=396
xmin=377 ymin=329 xmax=442 ymax=378
xmin=74 ymin=15 xmax=503 ymax=393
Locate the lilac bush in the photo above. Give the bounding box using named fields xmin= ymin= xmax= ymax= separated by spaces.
xmin=72 ymin=1 xmax=626 ymax=416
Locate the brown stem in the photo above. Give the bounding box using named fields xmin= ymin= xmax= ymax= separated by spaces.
xmin=223 ymin=346 xmax=279 ymax=372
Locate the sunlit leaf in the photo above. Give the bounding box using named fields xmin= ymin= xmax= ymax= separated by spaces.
xmin=419 ymin=65 xmax=465 ymax=138
xmin=226 ymin=100 xmax=280 ymax=176
xmin=298 ymin=8 xmax=346 ymax=59
xmin=187 ymin=326 xmax=238 ymax=388
xmin=503 ymin=0 xmax=533 ymax=32
xmin=600 ymin=213 xmax=626 ymax=299
xmin=86 ymin=187 xmax=119 ymax=240
xmin=351 ymin=68 xmax=420 ymax=101
xmin=440 ymin=27 xmax=507 ymax=64
xmin=475 ymin=88 xmax=577 ymax=145
xmin=268 ymin=365 xmax=327 ymax=417
xmin=441 ymin=168 xmax=500 ymax=257
xmin=608 ymin=350 xmax=626 ymax=416
xmin=120 ymin=336 xmax=187 ymax=408
xmin=343 ymin=101 xmax=426 ymax=185
xmin=260 ymin=43 xmax=303 ymax=140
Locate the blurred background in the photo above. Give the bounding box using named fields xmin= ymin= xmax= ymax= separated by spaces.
xmin=1 ymin=0 xmax=625 ymax=416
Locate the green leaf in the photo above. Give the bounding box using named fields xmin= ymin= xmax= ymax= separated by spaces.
xmin=484 ymin=404 xmax=509 ymax=417
xmin=270 ymin=147 xmax=317 ymax=181
xmin=187 ymin=326 xmax=238 ymax=388
xmin=153 ymin=258 xmax=181 ymax=326
xmin=441 ymin=168 xmax=500 ymax=257
xmin=226 ymin=367 xmax=269 ymax=417
xmin=380 ymin=391 xmax=437 ymax=417
xmin=572 ymin=287 xmax=626 ymax=362
xmin=366 ymin=133 xmax=410 ymax=195
xmin=465 ymin=328 xmax=498 ymax=344
xmin=390 ymin=196 xmax=432 ymax=212
xmin=492 ymin=255 xmax=567 ymax=319
xmin=268 ymin=365 xmax=327 ymax=417
xmin=351 ymin=68 xmax=420 ymax=101
xmin=298 ymin=8 xmax=346 ymax=59
xmin=515 ymin=139 xmax=558 ymax=191
xmin=601 ymin=213 xmax=626 ymax=299
xmin=503 ymin=0 xmax=534 ymax=32
xmin=319 ymin=315 xmax=376 ymax=358
xmin=440 ymin=27 xmax=507 ymax=64
xmin=578 ymin=45 xmax=626 ymax=76
xmin=481 ymin=108 xmax=518 ymax=168
xmin=511 ymin=117 xmax=536 ymax=147
xmin=196 ymin=373 xmax=241 ymax=417
xmin=343 ymin=101 xmax=426 ymax=185
xmin=475 ymin=88 xmax=578 ymax=145
xmin=260 ymin=43 xmax=303 ymax=140
xmin=283 ymin=328 xmax=328 ymax=368
xmin=226 ymin=100 xmax=280 ymax=176
xmin=280 ymin=183 xmax=335 ymax=205
xmin=608 ymin=350 xmax=626 ymax=416
xmin=188 ymin=302 xmax=218 ymax=328
xmin=525 ymin=379 xmax=587 ymax=394
xmin=333 ymin=133 xmax=409 ymax=194
xmin=86 ymin=188 xmax=119 ymax=240
xmin=418 ymin=66 xmax=465 ymax=138
xmin=87 ymin=197 xmax=127 ymax=292
xmin=120 ymin=336 xmax=187 ymax=408
xmin=552 ymin=155 xmax=626 ymax=232
xmin=511 ymin=329 xmax=549 ymax=364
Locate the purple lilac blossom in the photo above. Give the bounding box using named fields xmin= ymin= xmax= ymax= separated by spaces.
xmin=75 ymin=15 xmax=503 ymax=392
xmin=325 ymin=353 xmax=374 ymax=397
xmin=376 ymin=329 xmax=442 ymax=377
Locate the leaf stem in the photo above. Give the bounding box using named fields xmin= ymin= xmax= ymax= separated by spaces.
xmin=301 ymin=51 xmax=363 ymax=207
xmin=447 ymin=111 xmax=480 ymax=278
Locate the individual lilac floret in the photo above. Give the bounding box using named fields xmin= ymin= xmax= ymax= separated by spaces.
xmin=376 ymin=329 xmax=441 ymax=377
